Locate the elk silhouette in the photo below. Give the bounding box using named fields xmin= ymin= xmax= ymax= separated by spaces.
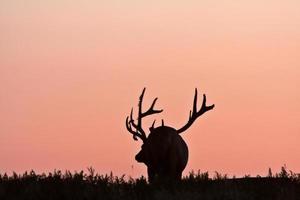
xmin=125 ymin=88 xmax=214 ymax=182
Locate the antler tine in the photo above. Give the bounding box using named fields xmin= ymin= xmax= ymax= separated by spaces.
xmin=126 ymin=116 xmax=138 ymax=141
xmin=177 ymin=88 xmax=214 ymax=134
xmin=129 ymin=108 xmax=138 ymax=129
xmin=137 ymin=88 xmax=146 ymax=130
xmin=193 ymin=88 xmax=198 ymax=114
xmin=199 ymin=94 xmax=215 ymax=114
xmin=141 ymin=98 xmax=163 ymax=118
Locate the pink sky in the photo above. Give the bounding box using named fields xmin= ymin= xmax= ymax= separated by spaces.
xmin=1 ymin=1 xmax=300 ymax=177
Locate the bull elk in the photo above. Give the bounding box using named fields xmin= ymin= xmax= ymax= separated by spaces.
xmin=125 ymin=88 xmax=214 ymax=182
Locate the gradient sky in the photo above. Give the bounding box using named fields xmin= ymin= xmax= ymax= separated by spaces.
xmin=1 ymin=0 xmax=299 ymax=177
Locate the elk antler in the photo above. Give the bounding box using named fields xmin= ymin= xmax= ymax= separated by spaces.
xmin=177 ymin=88 xmax=214 ymax=134
xmin=126 ymin=88 xmax=163 ymax=142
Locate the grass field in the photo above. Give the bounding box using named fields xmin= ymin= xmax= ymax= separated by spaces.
xmin=0 ymin=166 xmax=299 ymax=200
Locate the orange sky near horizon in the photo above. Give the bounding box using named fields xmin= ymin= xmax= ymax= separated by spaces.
xmin=1 ymin=1 xmax=300 ymax=178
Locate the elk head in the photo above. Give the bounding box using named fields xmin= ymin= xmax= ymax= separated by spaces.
xmin=125 ymin=88 xmax=214 ymax=182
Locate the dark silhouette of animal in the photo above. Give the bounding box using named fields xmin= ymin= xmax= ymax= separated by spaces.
xmin=125 ymin=88 xmax=214 ymax=182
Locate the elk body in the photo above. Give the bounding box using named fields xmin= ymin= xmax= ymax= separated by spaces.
xmin=125 ymin=88 xmax=214 ymax=182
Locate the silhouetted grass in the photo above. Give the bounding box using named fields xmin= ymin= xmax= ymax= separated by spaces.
xmin=0 ymin=166 xmax=299 ymax=200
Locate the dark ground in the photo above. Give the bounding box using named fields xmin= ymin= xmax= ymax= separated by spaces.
xmin=0 ymin=167 xmax=299 ymax=200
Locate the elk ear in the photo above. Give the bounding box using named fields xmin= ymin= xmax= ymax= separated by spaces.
xmin=149 ymin=120 xmax=156 ymax=132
